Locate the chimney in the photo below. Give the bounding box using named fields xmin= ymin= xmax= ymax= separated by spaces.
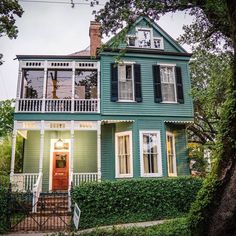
xmin=89 ymin=21 xmax=101 ymax=57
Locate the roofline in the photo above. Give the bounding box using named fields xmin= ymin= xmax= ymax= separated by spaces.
xmin=16 ymin=55 xmax=100 ymax=60
xmin=100 ymin=48 xmax=192 ymax=57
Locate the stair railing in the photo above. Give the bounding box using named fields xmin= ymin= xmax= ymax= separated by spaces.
xmin=32 ymin=172 xmax=43 ymax=213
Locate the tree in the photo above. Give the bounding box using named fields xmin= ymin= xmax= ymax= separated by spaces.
xmin=0 ymin=99 xmax=14 ymax=137
xmin=0 ymin=0 xmax=23 ymax=64
xmin=96 ymin=1 xmax=236 ymax=235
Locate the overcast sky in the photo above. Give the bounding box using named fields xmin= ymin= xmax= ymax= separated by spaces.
xmin=0 ymin=0 xmax=194 ymax=100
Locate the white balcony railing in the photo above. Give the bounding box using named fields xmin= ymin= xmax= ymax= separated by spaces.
xmin=16 ymin=98 xmax=99 ymax=113
xmin=11 ymin=173 xmax=39 ymax=192
xmin=73 ymin=173 xmax=98 ymax=186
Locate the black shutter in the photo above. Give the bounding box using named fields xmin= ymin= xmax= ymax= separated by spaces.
xmin=175 ymin=66 xmax=184 ymax=104
xmin=153 ymin=65 xmax=162 ymax=103
xmin=110 ymin=63 xmax=118 ymax=102
xmin=134 ymin=64 xmax=142 ymax=102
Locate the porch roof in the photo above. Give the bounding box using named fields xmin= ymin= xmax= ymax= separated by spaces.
xmin=101 ymin=120 xmax=135 ymax=124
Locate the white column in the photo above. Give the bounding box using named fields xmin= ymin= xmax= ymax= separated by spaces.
xmin=38 ymin=121 xmax=45 ymax=173
xmin=70 ymin=120 xmax=75 ymax=185
xmin=71 ymin=61 xmax=75 ymax=113
xmin=15 ymin=61 xmax=23 ymax=112
xmin=97 ymin=121 xmax=101 ymax=181
xmin=97 ymin=61 xmax=100 ymax=113
xmin=10 ymin=123 xmax=17 ymax=177
xmin=42 ymin=60 xmax=48 ymax=113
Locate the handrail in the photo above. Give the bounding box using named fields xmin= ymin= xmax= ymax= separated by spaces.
xmin=73 ymin=172 xmax=98 ymax=186
xmin=32 ymin=172 xmax=43 ymax=213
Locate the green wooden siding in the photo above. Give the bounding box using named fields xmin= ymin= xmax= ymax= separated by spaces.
xmin=100 ymin=118 xmax=189 ymax=181
xmin=74 ymin=131 xmax=97 ymax=173
xmin=100 ymin=55 xmax=193 ymax=117
xmin=23 ymin=131 xmax=40 ymax=173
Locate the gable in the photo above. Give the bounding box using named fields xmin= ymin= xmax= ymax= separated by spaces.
xmin=107 ymin=16 xmax=187 ymax=54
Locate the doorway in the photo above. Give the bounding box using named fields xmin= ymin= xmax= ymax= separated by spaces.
xmin=52 ymin=152 xmax=69 ymax=191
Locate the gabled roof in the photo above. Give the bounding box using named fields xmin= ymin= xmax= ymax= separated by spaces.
xmin=106 ymin=15 xmax=188 ymax=54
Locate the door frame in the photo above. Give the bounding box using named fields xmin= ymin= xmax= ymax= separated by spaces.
xmin=49 ymin=139 xmax=71 ymax=191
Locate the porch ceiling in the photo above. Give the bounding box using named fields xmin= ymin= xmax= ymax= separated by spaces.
xmin=101 ymin=120 xmax=135 ymax=124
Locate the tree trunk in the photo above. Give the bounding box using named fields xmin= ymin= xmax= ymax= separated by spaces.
xmin=202 ymin=1 xmax=236 ymax=235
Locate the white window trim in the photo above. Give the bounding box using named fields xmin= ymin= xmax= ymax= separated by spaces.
xmin=118 ymin=63 xmax=135 ymax=102
xmin=166 ymin=131 xmax=177 ymax=177
xmin=115 ymin=131 xmax=133 ymax=178
xmin=139 ymin=130 xmax=163 ymax=177
xmin=157 ymin=63 xmax=177 ymax=103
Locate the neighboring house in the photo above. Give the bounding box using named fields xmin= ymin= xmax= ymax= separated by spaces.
xmin=10 ymin=16 xmax=193 ymax=195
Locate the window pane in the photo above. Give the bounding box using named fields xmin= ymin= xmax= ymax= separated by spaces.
xmin=47 ymin=70 xmax=72 ymax=99
xmin=137 ymin=29 xmax=151 ymax=48
xmin=142 ymin=133 xmax=158 ymax=174
xmin=75 ymin=70 xmax=97 ymax=99
xmin=128 ymin=36 xmax=136 ymax=46
xmin=118 ymin=135 xmax=131 ymax=175
xmin=167 ymin=135 xmax=175 ymax=174
xmin=22 ymin=70 xmax=44 ymax=98
xmin=118 ymin=65 xmax=133 ymax=100
xmin=161 ymin=84 xmax=176 ymax=101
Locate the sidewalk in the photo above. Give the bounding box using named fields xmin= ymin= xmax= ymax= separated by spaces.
xmin=5 ymin=219 xmax=168 ymax=236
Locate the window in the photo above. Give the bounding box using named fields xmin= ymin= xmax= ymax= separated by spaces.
xmin=21 ymin=69 xmax=44 ymax=98
xmin=140 ymin=131 xmax=162 ymax=177
xmin=118 ymin=64 xmax=134 ymax=101
xmin=160 ymin=65 xmax=176 ymax=102
xmin=166 ymin=132 xmax=177 ymax=176
xmin=153 ymin=65 xmax=184 ymax=103
xmin=75 ymin=70 xmax=97 ymax=99
xmin=127 ymin=28 xmax=164 ymax=50
xmin=46 ymin=70 xmax=72 ymax=99
xmin=115 ymin=131 xmax=133 ymax=178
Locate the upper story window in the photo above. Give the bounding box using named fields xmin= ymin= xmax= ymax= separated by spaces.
xmin=21 ymin=69 xmax=44 ymax=98
xmin=75 ymin=70 xmax=97 ymax=99
xmin=127 ymin=28 xmax=164 ymax=50
xmin=160 ymin=65 xmax=176 ymax=102
xmin=118 ymin=64 xmax=134 ymax=101
xmin=46 ymin=70 xmax=72 ymax=99
xmin=153 ymin=64 xmax=184 ymax=104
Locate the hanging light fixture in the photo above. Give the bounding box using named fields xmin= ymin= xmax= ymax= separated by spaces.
xmin=55 ymin=131 xmax=64 ymax=149
xmin=55 ymin=138 xmax=64 ymax=149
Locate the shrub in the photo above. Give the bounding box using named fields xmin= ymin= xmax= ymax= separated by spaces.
xmin=0 ymin=184 xmax=10 ymax=233
xmin=72 ymin=177 xmax=202 ymax=229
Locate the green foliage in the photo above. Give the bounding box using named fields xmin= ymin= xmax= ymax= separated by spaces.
xmin=0 ymin=135 xmax=24 ymax=174
xmin=0 ymin=183 xmax=10 ymax=233
xmin=0 ymin=0 xmax=23 ymax=39
xmin=0 ymin=99 xmax=14 ymax=137
xmin=72 ymin=177 xmax=202 ymax=229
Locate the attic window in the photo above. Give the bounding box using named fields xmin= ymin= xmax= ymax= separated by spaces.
xmin=127 ymin=27 xmax=164 ymax=50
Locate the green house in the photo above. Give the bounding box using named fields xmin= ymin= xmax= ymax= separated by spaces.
xmin=10 ymin=16 xmax=193 ymax=195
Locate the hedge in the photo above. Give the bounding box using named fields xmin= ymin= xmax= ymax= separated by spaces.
xmin=0 ymin=175 xmax=10 ymax=233
xmin=72 ymin=177 xmax=202 ymax=229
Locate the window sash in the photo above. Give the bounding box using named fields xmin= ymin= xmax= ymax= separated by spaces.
xmin=140 ymin=131 xmax=162 ymax=177
xmin=160 ymin=66 xmax=176 ymax=102
xmin=116 ymin=131 xmax=133 ymax=178
xmin=166 ymin=133 xmax=177 ymax=176
xmin=118 ymin=64 xmax=134 ymax=101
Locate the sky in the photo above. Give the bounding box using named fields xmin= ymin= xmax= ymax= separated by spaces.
xmin=0 ymin=0 xmax=194 ymax=100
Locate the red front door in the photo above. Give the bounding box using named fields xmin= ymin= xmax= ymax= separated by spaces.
xmin=52 ymin=152 xmax=69 ymax=191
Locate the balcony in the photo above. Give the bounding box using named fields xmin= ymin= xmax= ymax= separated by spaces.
xmin=16 ymin=98 xmax=99 ymax=113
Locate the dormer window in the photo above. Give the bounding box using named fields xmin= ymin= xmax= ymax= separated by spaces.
xmin=127 ymin=27 xmax=164 ymax=50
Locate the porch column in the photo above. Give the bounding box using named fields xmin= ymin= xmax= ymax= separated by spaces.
xmin=15 ymin=61 xmax=23 ymax=112
xmin=38 ymin=121 xmax=45 ymax=173
xmin=10 ymin=125 xmax=17 ymax=177
xmin=71 ymin=61 xmax=75 ymax=113
xmin=97 ymin=121 xmax=101 ymax=181
xmin=70 ymin=120 xmax=75 ymax=186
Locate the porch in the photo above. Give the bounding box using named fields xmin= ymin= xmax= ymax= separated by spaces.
xmin=10 ymin=120 xmax=101 ymax=194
